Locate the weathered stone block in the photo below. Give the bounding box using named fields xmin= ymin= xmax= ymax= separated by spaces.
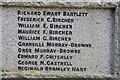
xmin=0 ymin=1 xmax=120 ymax=80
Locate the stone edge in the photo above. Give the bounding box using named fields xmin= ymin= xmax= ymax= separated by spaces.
xmin=0 ymin=4 xmax=2 ymax=80
xmin=0 ymin=2 xmax=118 ymax=8
xmin=114 ymin=1 xmax=120 ymax=79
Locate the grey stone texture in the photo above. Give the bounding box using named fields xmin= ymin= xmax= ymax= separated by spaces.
xmin=0 ymin=1 xmax=120 ymax=80
xmin=114 ymin=1 xmax=120 ymax=79
xmin=118 ymin=2 xmax=120 ymax=79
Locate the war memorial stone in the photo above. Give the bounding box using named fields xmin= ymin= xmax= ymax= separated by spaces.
xmin=0 ymin=1 xmax=120 ymax=80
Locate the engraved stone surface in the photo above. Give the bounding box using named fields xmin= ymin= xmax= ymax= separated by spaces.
xmin=1 ymin=7 xmax=114 ymax=76
xmin=0 ymin=1 xmax=120 ymax=79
